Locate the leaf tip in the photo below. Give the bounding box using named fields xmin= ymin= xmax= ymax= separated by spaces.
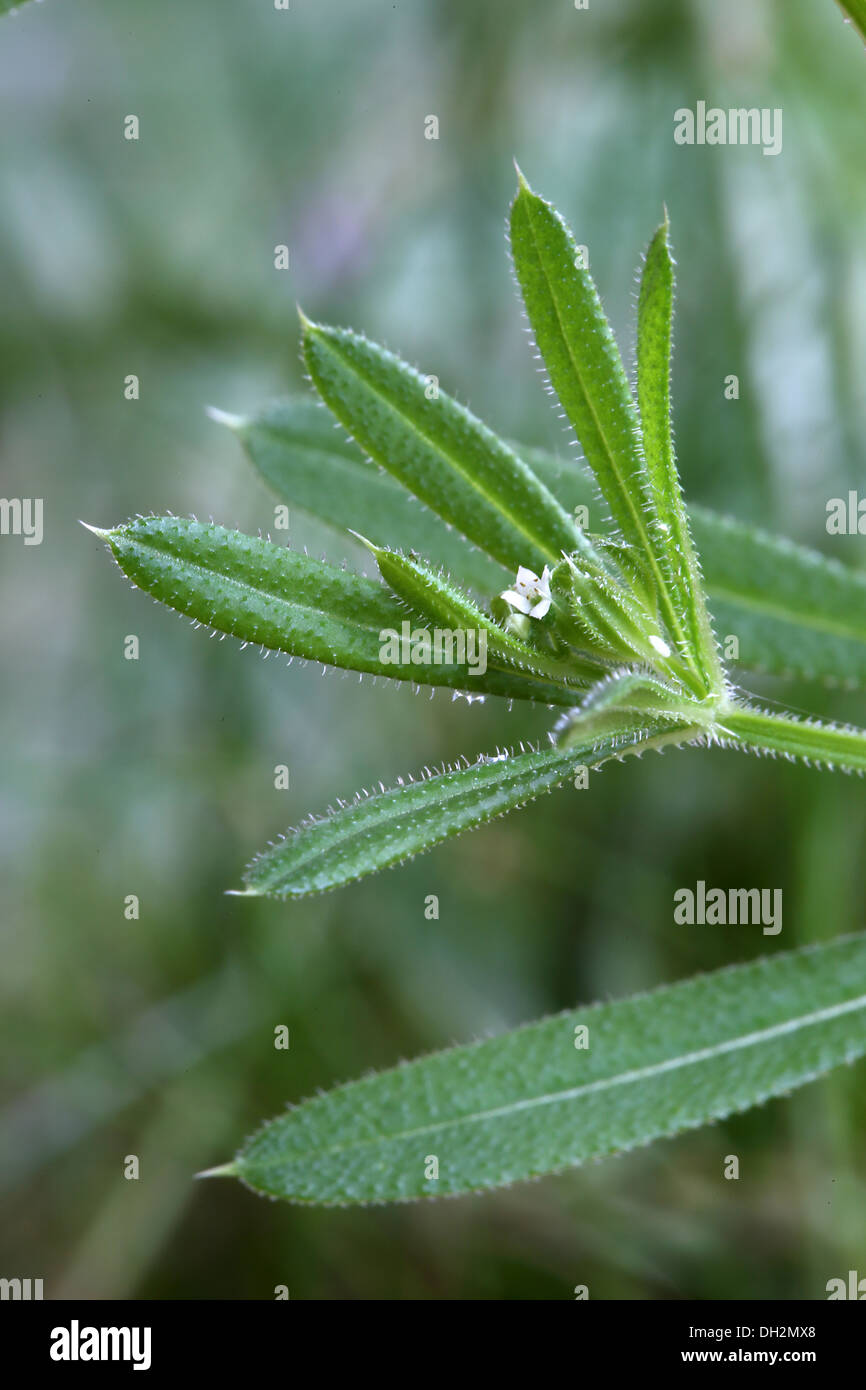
xmin=296 ymin=303 xmax=316 ymax=332
xmin=649 ymin=207 xmax=674 ymax=262
xmin=79 ymin=520 xmax=110 ymax=540
xmin=195 ymin=1163 xmax=238 ymax=1181
xmin=512 ymin=158 xmax=531 ymax=192
xmin=347 ymin=527 xmax=379 ymax=557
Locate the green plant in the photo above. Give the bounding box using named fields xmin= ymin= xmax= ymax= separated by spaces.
xmin=88 ymin=173 xmax=866 ymax=1204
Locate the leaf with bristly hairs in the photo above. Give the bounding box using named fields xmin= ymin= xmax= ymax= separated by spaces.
xmin=201 ymin=934 xmax=866 ymax=1204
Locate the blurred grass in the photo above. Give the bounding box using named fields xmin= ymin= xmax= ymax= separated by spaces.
xmin=1 ymin=0 xmax=865 ymax=1299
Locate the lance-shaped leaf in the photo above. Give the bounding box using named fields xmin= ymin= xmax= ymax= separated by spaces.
xmin=637 ymin=216 xmax=722 ymax=690
xmin=363 ymin=539 xmax=605 ymax=689
xmin=509 ymin=174 xmax=707 ymax=691
xmin=508 ymin=174 xmax=649 ymax=548
xmin=204 ymin=934 xmax=866 ymax=1204
xmin=87 ymin=516 xmax=578 ymax=705
xmin=216 ymin=398 xmax=507 ymax=595
xmin=239 ymin=727 xmax=673 ymax=899
xmin=300 ymin=313 xmax=582 ymax=575
xmin=719 ymin=704 xmax=866 ymax=774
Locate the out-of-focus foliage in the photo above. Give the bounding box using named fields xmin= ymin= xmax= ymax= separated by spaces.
xmin=1 ymin=0 xmax=865 ymax=1299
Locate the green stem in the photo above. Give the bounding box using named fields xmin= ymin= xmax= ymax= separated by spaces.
xmin=718 ymin=705 xmax=866 ymax=774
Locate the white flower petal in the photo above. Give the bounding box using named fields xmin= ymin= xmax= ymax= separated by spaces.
xmin=500 ymin=588 xmax=533 ymax=614
xmin=529 ymin=597 xmax=552 ymax=618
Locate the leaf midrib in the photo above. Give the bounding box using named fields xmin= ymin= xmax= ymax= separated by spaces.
xmin=312 ymin=329 xmax=574 ymax=566
xmin=252 ymin=749 xmax=576 ymax=883
xmin=123 ymin=530 xmax=586 ymax=704
xmin=519 ymin=195 xmax=691 ymax=662
xmin=637 ymin=243 xmax=715 ymax=672
xmin=123 ymin=530 xmax=391 ymax=644
xmin=252 ymin=990 xmax=866 ymax=1166
xmin=709 ymin=581 xmax=866 ymax=643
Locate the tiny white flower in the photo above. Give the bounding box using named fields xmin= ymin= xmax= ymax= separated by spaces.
xmin=649 ymin=634 xmax=672 ymax=658
xmin=499 ymin=565 xmax=552 ymax=619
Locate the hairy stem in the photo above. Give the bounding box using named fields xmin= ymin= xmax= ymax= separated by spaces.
xmin=719 ymin=705 xmax=866 ymax=774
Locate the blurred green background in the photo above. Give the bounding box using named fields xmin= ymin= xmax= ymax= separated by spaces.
xmin=1 ymin=0 xmax=865 ymax=1300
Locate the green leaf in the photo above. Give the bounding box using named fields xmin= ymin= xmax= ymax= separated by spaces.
xmin=87 ymin=516 xmax=577 ymax=705
xmin=300 ymin=313 xmax=582 ymax=575
xmin=508 ymin=173 xmax=647 ymax=549
xmin=637 ymin=217 xmax=722 ymax=690
xmin=720 ymin=704 xmax=866 ymax=774
xmin=209 ymin=933 xmax=866 ymax=1204
xmin=560 ymin=670 xmax=710 ymax=729
xmin=688 ymin=508 xmax=866 ymax=689
xmin=509 ymin=173 xmax=707 ymax=691
xmin=240 ymin=728 xmax=671 ymax=899
xmin=218 ymin=398 xmax=507 ymax=595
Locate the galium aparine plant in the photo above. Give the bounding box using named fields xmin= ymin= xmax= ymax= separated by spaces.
xmin=86 ymin=172 xmax=866 ymax=1206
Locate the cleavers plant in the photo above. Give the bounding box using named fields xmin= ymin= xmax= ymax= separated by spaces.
xmin=89 ymin=173 xmax=866 ymax=1205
